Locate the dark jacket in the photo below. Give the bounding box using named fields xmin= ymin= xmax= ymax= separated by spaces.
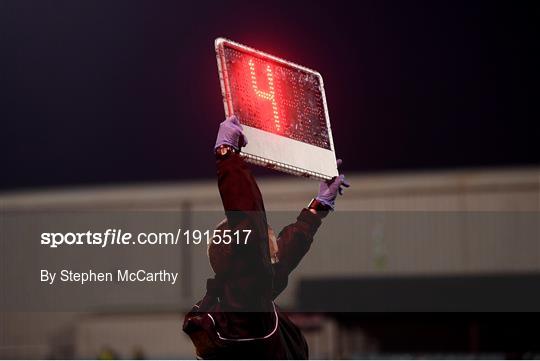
xmin=183 ymin=154 xmax=322 ymax=359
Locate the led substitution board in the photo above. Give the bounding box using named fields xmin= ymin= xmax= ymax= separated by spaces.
xmin=215 ymin=38 xmax=338 ymax=180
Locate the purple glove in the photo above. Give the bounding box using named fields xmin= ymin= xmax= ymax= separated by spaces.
xmin=316 ymin=159 xmax=350 ymax=210
xmin=214 ymin=115 xmax=248 ymax=151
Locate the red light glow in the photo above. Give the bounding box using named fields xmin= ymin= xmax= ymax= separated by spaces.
xmin=248 ymin=58 xmax=280 ymax=132
xmin=217 ymin=40 xmax=331 ymax=150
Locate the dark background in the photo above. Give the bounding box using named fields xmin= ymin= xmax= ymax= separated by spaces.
xmin=1 ymin=0 xmax=537 ymax=191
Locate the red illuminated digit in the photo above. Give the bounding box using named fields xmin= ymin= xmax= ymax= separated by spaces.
xmin=248 ymin=58 xmax=280 ymax=131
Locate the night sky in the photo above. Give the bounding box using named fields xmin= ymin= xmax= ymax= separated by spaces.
xmin=1 ymin=1 xmax=537 ymax=191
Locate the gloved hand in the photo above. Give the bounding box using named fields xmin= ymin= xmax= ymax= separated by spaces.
xmin=214 ymin=115 xmax=248 ymax=151
xmin=316 ymin=159 xmax=350 ymax=210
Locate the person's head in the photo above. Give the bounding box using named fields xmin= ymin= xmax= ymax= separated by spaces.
xmin=208 ymin=218 xmax=278 ymax=274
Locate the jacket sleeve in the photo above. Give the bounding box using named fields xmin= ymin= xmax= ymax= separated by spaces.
xmin=216 ymin=154 xmax=274 ymax=302
xmin=272 ymin=209 xmax=322 ymax=298
xmin=217 ymin=153 xmax=265 ymax=216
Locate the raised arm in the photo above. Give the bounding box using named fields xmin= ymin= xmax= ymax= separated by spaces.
xmin=214 ymin=115 xmax=268 ymax=233
xmin=213 ymin=116 xmax=273 ymax=300
xmin=216 ymin=153 xmax=265 ymax=219
xmin=272 ymin=209 xmax=321 ymax=298
xmin=272 ymin=161 xmax=349 ymax=298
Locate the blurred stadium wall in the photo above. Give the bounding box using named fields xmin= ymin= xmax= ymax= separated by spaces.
xmin=0 ymin=167 xmax=538 ymax=359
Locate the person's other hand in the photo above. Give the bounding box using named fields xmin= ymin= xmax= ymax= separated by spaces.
xmin=214 ymin=115 xmax=248 ymax=151
xmin=316 ymin=159 xmax=350 ymax=210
